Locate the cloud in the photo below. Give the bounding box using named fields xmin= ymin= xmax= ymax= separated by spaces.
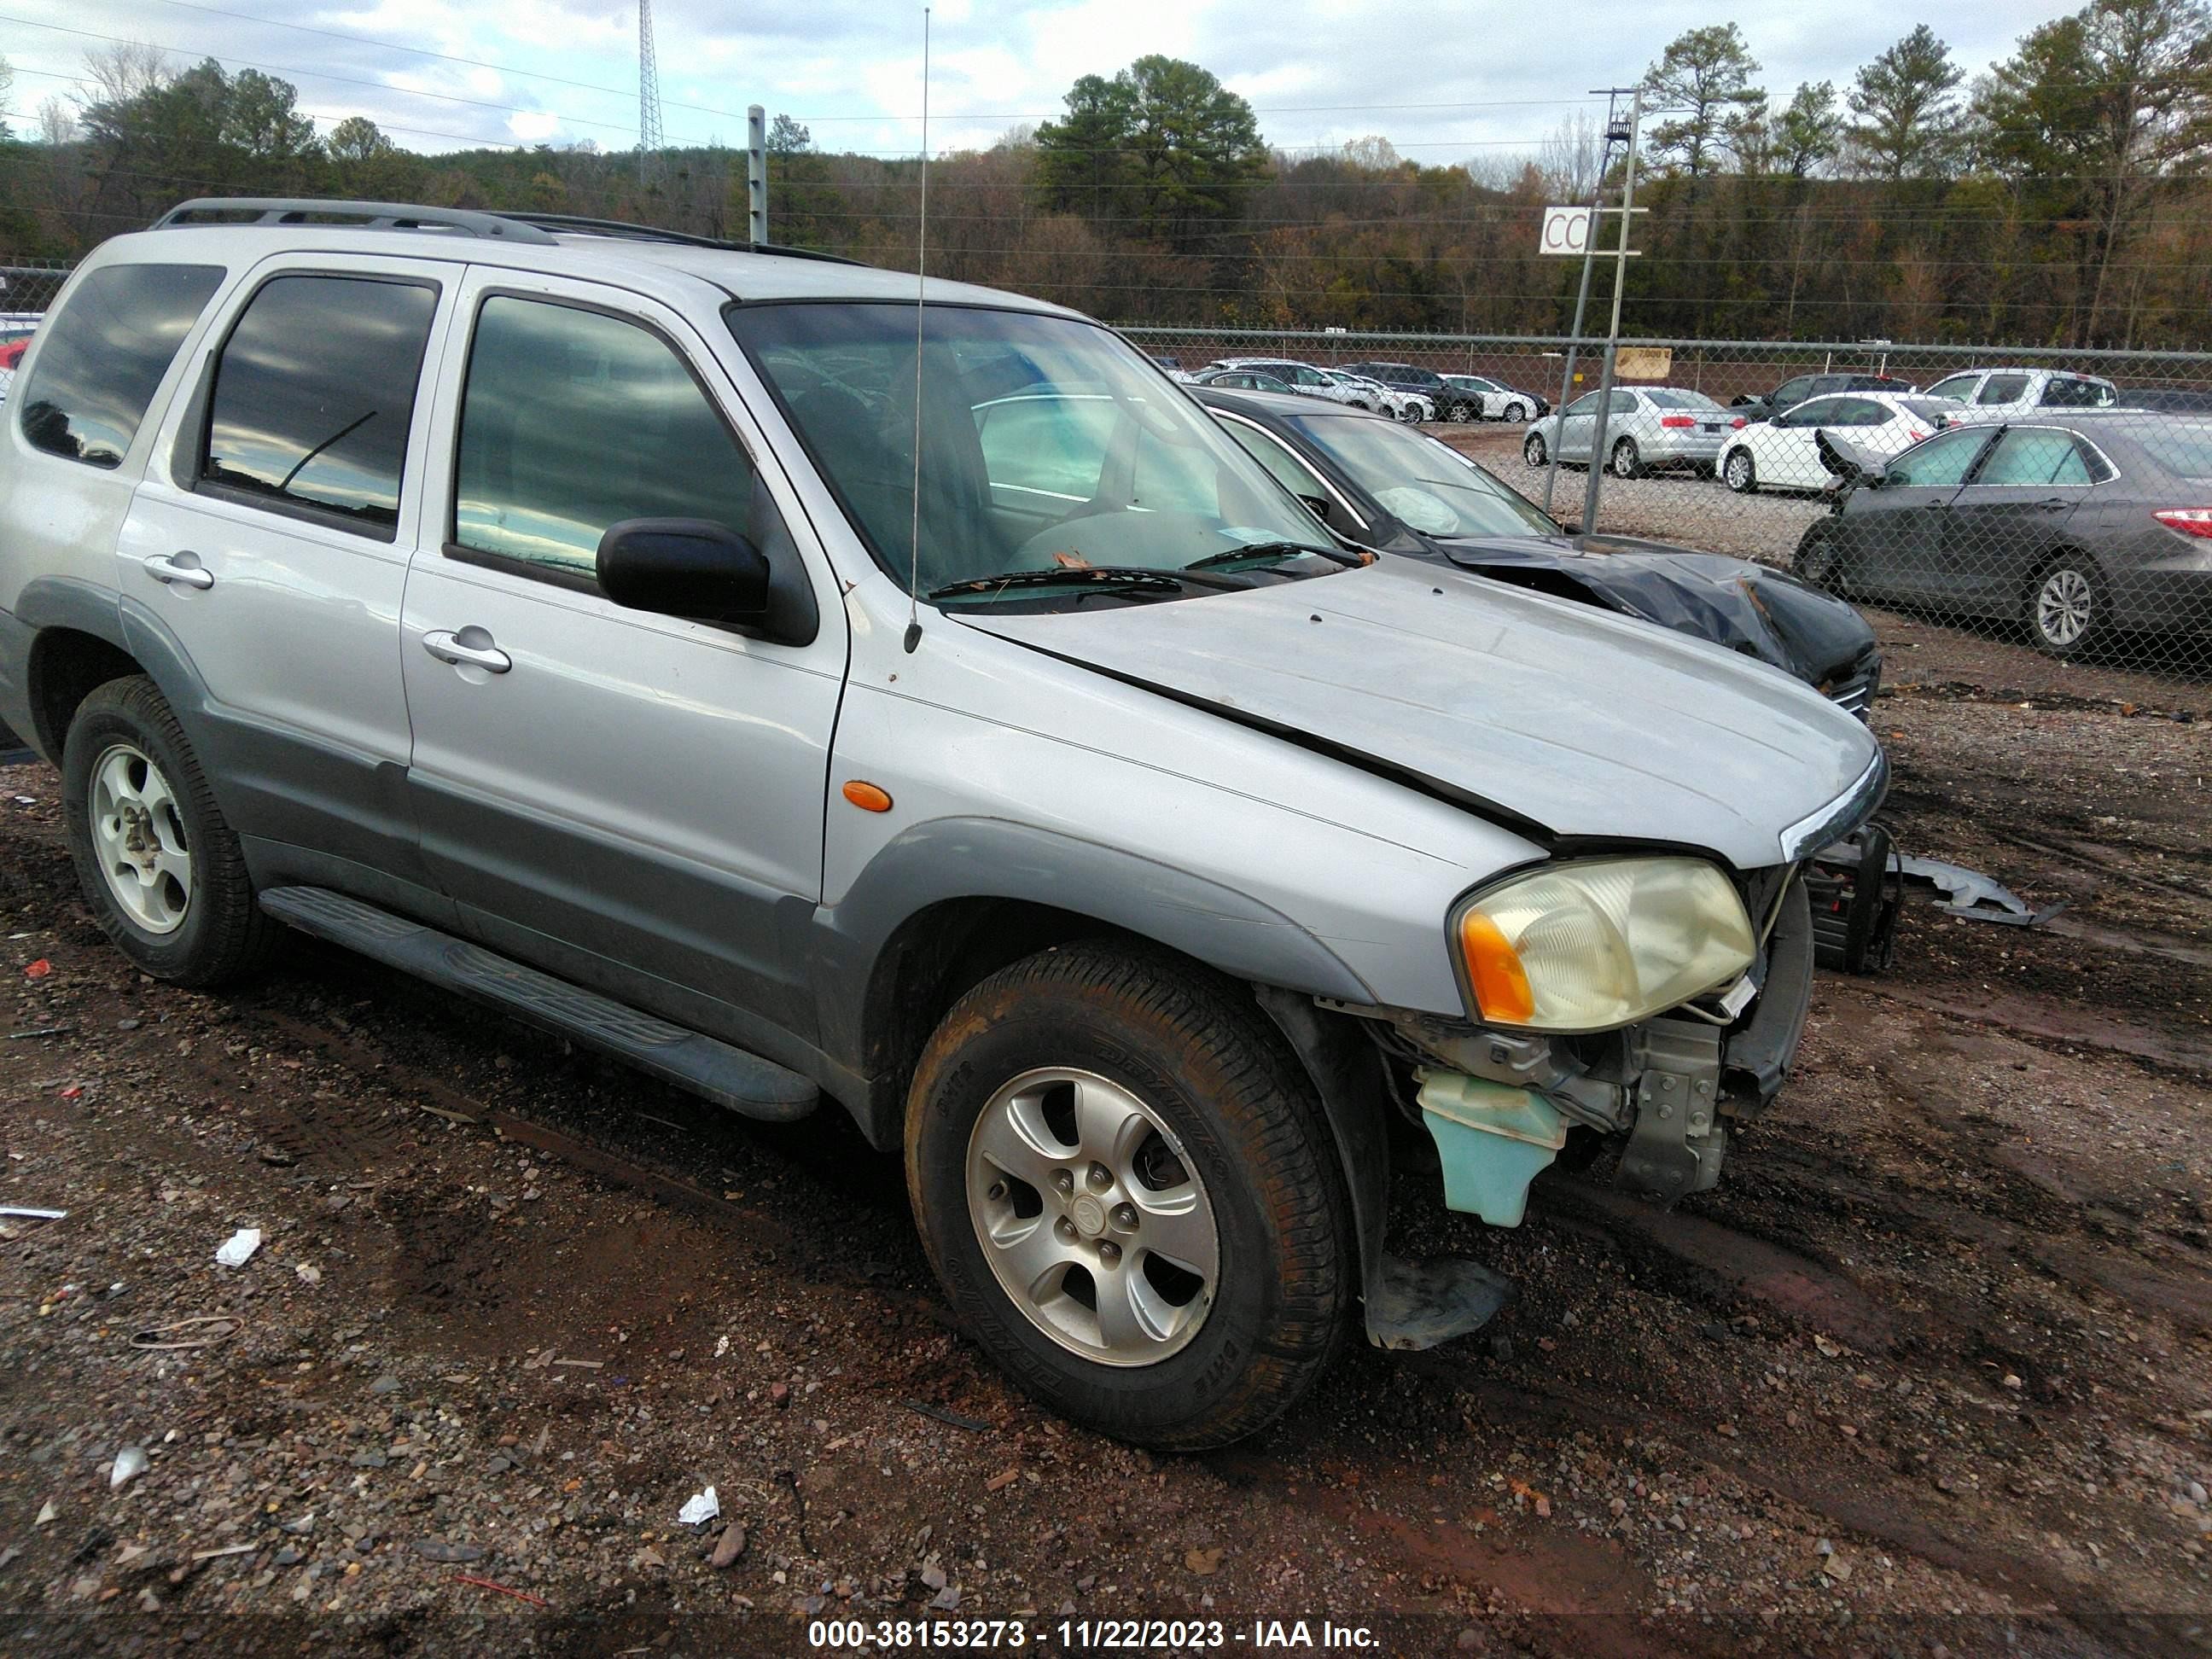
xmin=15 ymin=0 xmax=2084 ymax=162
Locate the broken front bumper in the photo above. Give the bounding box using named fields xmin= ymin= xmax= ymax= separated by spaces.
xmin=1402 ymin=875 xmax=1817 ymax=1222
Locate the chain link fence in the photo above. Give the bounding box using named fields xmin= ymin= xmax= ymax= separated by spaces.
xmin=1122 ymin=326 xmax=2212 ymax=683
xmin=0 ymin=262 xmax=75 ymax=410
xmin=4 ymin=263 xmax=2210 ymax=681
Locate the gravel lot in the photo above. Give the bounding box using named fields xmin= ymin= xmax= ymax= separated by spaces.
xmin=3 ymin=608 xmax=2210 ymax=1655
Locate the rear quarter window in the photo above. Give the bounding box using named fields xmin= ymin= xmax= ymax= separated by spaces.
xmin=15 ymin=263 xmax=224 ymax=469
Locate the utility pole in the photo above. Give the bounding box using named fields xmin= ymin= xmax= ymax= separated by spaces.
xmin=1543 ymin=88 xmax=1637 ymax=520
xmin=637 ymin=0 xmax=665 ymax=187
xmin=1580 ymin=87 xmax=1642 ymax=539
xmin=747 ymin=106 xmax=769 ymax=244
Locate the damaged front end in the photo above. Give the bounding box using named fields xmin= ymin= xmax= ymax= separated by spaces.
xmin=1336 ymin=861 xmax=1818 ymax=1232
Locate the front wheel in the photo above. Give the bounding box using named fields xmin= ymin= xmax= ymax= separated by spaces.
xmin=905 ymin=943 xmax=1352 ymax=1449
xmin=1722 ymin=449 xmax=1757 ymax=493
xmin=1523 ymin=433 xmax=1548 ymax=469
xmin=2028 ymin=556 xmax=2110 ymax=657
xmin=1501 ymin=399 xmax=1531 ymax=423
xmin=1610 ymin=437 xmax=1643 ymax=479
xmin=1397 ymin=402 xmax=1421 ymax=424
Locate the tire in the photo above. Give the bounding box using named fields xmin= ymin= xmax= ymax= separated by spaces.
xmin=1501 ymin=399 xmax=1531 ymax=424
xmin=61 ymin=676 xmax=276 ymax=987
xmin=1449 ymin=399 xmax=1478 ymax=423
xmin=1722 ymin=449 xmax=1757 ymax=493
xmin=1794 ymin=520 xmax=1851 ymax=597
xmin=2027 ymin=555 xmax=2110 ymax=657
xmin=1522 ymin=433 xmax=1547 ymax=469
xmin=1397 ymin=403 xmax=1420 ymax=424
xmin=1610 ymin=437 xmax=1643 ymax=479
xmin=905 ymin=942 xmax=1352 ymax=1449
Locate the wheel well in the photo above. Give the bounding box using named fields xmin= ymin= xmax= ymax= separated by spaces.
xmin=860 ymin=899 xmax=1146 ymax=1104
xmin=26 ymin=629 xmax=143 ymax=760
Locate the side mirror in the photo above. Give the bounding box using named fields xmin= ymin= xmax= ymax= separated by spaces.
xmin=597 ymin=518 xmax=771 ymax=625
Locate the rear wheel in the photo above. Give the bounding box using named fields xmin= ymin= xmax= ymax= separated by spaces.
xmin=1448 ymin=399 xmax=1479 ymax=422
xmin=2028 ymin=556 xmax=2110 ymax=657
xmin=1522 ymin=433 xmax=1548 ymax=469
xmin=906 ymin=942 xmax=1352 ymax=1449
xmin=61 ymin=676 xmax=276 ymax=987
xmin=1610 ymin=437 xmax=1643 ymax=479
xmin=1722 ymin=449 xmax=1758 ymax=493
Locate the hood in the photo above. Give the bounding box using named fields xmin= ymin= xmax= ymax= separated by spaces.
xmin=958 ymin=558 xmax=1883 ymax=871
xmin=1429 ymin=533 xmax=1877 ymax=687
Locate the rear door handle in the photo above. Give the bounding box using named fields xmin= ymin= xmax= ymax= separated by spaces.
xmin=422 ymin=628 xmax=512 ymax=674
xmin=144 ymin=554 xmax=213 ymax=589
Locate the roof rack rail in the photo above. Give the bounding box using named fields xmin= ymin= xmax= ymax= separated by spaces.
xmin=489 ymin=212 xmax=863 ymax=265
xmin=152 ymin=198 xmax=558 ymax=244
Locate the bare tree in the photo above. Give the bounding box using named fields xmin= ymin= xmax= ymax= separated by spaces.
xmin=36 ymin=95 xmax=79 ymax=146
xmin=1536 ymin=108 xmax=1605 ymax=201
xmin=81 ymin=40 xmax=170 ymax=108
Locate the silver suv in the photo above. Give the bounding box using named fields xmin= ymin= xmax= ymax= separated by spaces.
xmin=0 ymin=199 xmax=1883 ymax=1447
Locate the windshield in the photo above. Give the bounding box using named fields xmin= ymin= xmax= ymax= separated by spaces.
xmin=726 ymin=303 xmax=1330 ymax=597
xmin=1903 ymin=397 xmax=1959 ymax=423
xmin=1287 ymin=412 xmax=1559 ymax=538
xmin=1646 ymin=388 xmax=1722 ymax=410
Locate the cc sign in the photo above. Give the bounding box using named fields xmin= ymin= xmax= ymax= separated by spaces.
xmin=1540 ymin=206 xmax=1593 ymax=256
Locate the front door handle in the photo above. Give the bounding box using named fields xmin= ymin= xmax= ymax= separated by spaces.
xmin=144 ymin=553 xmax=214 ymax=589
xmin=422 ymin=628 xmax=512 ymax=674
xmin=2036 ymin=498 xmax=2071 ymax=512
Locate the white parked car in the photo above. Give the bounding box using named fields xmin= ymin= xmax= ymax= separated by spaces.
xmin=1718 ymin=392 xmax=1965 ymax=494
xmin=1208 ymin=358 xmax=1372 ymax=409
xmin=1321 ymin=369 xmax=1432 ymax=423
xmin=1919 ymin=367 xmax=2118 ymax=424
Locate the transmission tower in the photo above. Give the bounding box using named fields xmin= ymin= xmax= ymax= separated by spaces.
xmin=637 ymin=0 xmax=665 ymax=184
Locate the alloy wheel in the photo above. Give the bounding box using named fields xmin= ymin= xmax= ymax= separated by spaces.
xmin=965 ymin=1067 xmax=1220 ymax=1367
xmin=2036 ymin=568 xmax=2094 ymax=649
xmin=88 ymin=742 xmax=193 ymax=935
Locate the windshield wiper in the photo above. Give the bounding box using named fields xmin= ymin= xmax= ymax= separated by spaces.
xmin=1183 ymin=539 xmax=1361 ymax=572
xmin=928 ymin=565 xmax=1185 ymax=602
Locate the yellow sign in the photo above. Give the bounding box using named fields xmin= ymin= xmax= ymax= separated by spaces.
xmin=1615 ymin=346 xmax=1674 ymax=381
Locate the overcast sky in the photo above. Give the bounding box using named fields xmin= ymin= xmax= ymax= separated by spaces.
xmin=3 ymin=0 xmax=2084 ymax=161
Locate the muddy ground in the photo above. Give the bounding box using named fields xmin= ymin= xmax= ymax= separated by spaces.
xmin=3 ymin=605 xmax=2210 ymax=1656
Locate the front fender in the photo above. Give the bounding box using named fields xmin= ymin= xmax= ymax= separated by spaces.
xmin=809 ymin=816 xmax=1380 ymax=1123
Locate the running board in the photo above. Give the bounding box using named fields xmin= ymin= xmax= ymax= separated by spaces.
xmin=258 ymin=886 xmax=818 ymax=1121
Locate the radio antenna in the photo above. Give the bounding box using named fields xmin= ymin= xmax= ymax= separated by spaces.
xmin=902 ymin=4 xmax=932 ymax=655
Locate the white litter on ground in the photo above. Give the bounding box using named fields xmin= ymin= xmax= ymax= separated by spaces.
xmin=677 ymin=1487 xmax=719 ymax=1526
xmin=213 ymin=1228 xmax=262 ymax=1268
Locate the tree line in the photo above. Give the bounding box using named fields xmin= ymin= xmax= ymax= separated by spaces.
xmin=3 ymin=0 xmax=2209 ymax=347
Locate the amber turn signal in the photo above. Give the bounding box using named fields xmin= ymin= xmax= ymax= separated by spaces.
xmin=841 ymin=780 xmax=894 ymax=813
xmin=1458 ymin=909 xmax=1535 ymax=1025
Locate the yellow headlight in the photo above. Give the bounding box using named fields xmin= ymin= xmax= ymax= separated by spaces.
xmin=1453 ymin=857 xmax=1755 ymax=1032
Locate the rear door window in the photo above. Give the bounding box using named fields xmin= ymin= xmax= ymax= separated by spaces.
xmin=201 ymin=275 xmax=438 ymax=538
xmin=1974 ymin=428 xmax=2091 ymax=487
xmin=452 ymin=294 xmax=754 ymax=579
xmin=16 ymin=263 xmax=224 ymax=469
xmin=2039 ymin=376 xmax=2110 ymax=409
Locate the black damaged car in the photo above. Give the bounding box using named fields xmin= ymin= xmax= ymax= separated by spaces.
xmin=1193 ymin=385 xmax=1883 ymax=716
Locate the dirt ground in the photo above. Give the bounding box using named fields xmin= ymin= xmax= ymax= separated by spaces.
xmin=3 ymin=603 xmax=2210 ymax=1656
